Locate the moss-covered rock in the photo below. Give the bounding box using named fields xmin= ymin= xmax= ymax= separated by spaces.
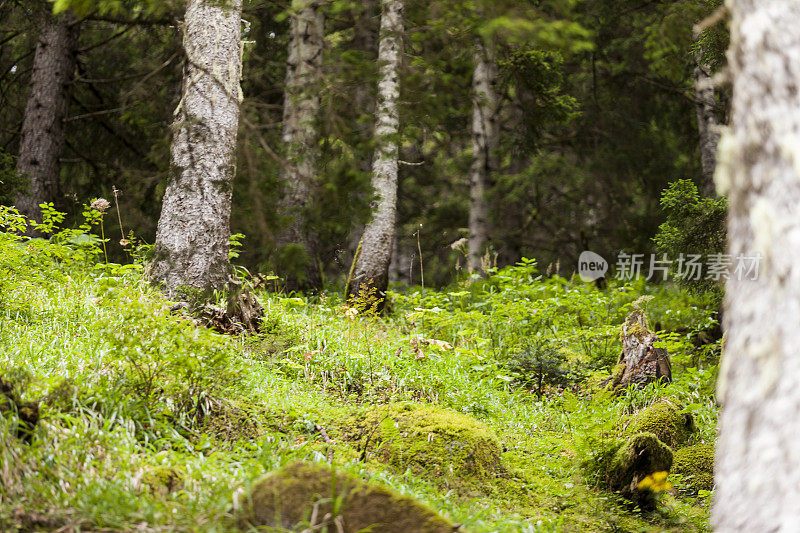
xmin=623 ymin=400 xmax=694 ymax=449
xmin=242 ymin=461 xmax=458 ymax=532
xmin=671 ymin=443 xmax=714 ymax=493
xmin=142 ymin=466 xmax=183 ymax=497
xmin=338 ymin=402 xmax=502 ymax=484
xmin=606 ymin=432 xmax=673 ymax=508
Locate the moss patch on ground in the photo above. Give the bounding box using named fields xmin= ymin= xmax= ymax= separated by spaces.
xmin=242 ymin=461 xmax=457 ymax=532
xmin=141 ymin=465 xmax=183 ymax=497
xmin=335 ymin=402 xmax=502 ymax=487
xmin=672 ymin=443 xmax=714 ymax=493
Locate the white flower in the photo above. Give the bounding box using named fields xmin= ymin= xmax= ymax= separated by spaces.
xmin=91 ymin=198 xmax=111 ymax=213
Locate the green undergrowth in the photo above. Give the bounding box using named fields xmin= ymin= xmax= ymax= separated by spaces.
xmin=0 ymin=208 xmax=719 ymax=532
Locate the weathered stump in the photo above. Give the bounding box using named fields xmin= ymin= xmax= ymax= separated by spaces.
xmin=606 ymin=311 xmax=671 ymax=390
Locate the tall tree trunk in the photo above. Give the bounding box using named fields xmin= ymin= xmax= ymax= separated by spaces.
xmin=713 ymin=1 xmax=800 ymax=529
xmin=14 ymin=7 xmax=78 ymax=226
xmin=150 ymin=0 xmax=243 ymax=299
xmin=275 ymin=0 xmax=325 ymax=291
xmin=348 ymin=0 xmax=403 ymax=308
xmin=693 ymin=41 xmax=720 ymax=198
xmin=468 ymin=42 xmax=498 ymax=274
xmin=346 ymin=0 xmax=379 ymax=266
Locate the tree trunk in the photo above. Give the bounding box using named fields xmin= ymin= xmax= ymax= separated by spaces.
xmin=348 ymin=0 xmax=403 ymax=308
xmin=713 ymin=1 xmax=800 ymax=529
xmin=275 ymin=0 xmax=325 ymax=291
xmin=606 ymin=310 xmax=672 ymax=390
xmin=150 ymin=0 xmax=243 ymax=299
xmin=14 ymin=7 xmax=78 ymax=227
xmin=346 ymin=0 xmax=379 ymax=269
xmin=693 ymin=43 xmax=720 ymax=198
xmin=468 ymin=42 xmax=498 ymax=274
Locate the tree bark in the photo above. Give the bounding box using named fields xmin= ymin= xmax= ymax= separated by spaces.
xmin=150 ymin=0 xmax=243 ymax=299
xmin=275 ymin=0 xmax=325 ymax=291
xmin=346 ymin=0 xmax=379 ymax=271
xmin=348 ymin=0 xmax=403 ymax=308
xmin=693 ymin=43 xmax=720 ymax=198
xmin=14 ymin=7 xmax=78 ymax=226
xmin=606 ymin=310 xmax=671 ymax=390
xmin=713 ymin=1 xmax=800 ymax=530
xmin=468 ymin=42 xmax=498 ymax=274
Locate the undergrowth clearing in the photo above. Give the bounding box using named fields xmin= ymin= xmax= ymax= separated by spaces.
xmin=0 ymin=213 xmax=718 ymax=532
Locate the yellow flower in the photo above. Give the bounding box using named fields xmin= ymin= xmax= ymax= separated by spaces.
xmin=637 ymin=471 xmax=673 ymax=492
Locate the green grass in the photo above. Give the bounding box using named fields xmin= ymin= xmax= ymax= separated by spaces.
xmin=0 ymin=219 xmax=718 ymax=532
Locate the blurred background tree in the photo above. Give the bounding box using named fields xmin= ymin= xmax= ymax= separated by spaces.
xmin=0 ymin=0 xmax=729 ymax=293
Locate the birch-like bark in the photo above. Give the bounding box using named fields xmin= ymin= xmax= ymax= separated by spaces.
xmin=276 ymin=0 xmax=325 ymax=290
xmin=150 ymin=0 xmax=243 ymax=299
xmin=468 ymin=42 xmax=498 ymax=274
xmin=14 ymin=8 xmax=78 ymax=226
xmin=349 ymin=0 xmax=403 ymax=306
xmin=713 ymin=1 xmax=800 ymax=529
xmin=693 ymin=42 xmax=720 ymax=198
xmin=346 ymin=0 xmax=379 ymax=268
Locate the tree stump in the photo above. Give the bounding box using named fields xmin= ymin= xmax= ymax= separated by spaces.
xmin=606 ymin=310 xmax=671 ymax=390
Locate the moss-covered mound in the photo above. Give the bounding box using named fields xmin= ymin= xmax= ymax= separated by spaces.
xmin=623 ymin=400 xmax=694 ymax=449
xmin=242 ymin=461 xmax=457 ymax=532
xmin=339 ymin=402 xmax=502 ymax=483
xmin=672 ymin=443 xmax=714 ymax=493
xmin=141 ymin=466 xmax=183 ymax=497
xmin=606 ymin=432 xmax=673 ymax=508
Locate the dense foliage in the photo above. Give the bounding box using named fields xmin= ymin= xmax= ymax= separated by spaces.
xmin=0 ymin=0 xmax=728 ymax=286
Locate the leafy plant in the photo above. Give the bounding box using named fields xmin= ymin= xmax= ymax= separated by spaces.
xmin=653 ymin=179 xmax=727 ymax=298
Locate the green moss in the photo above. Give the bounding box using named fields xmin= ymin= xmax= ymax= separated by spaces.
xmin=671 ymin=443 xmax=714 ymax=493
xmin=203 ymin=401 xmax=264 ymax=442
xmin=604 ymin=362 xmax=627 ymax=390
xmin=621 ymin=311 xmax=650 ymax=343
xmin=242 ymin=461 xmax=456 ymax=532
xmin=337 ymin=402 xmax=502 ymax=485
xmin=581 ymin=437 xmax=626 ymax=488
xmin=623 ymin=400 xmax=694 ymax=449
xmin=142 ymin=466 xmax=183 ymax=497
xmin=607 ymin=432 xmax=673 ymax=508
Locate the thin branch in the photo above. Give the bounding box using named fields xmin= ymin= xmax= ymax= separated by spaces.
xmin=65 ymin=106 xmax=126 ymax=122
xmin=78 ymin=26 xmax=134 ymax=53
xmin=0 ymin=29 xmax=22 ymax=47
xmin=694 ymin=6 xmax=728 ymax=38
xmin=240 ymin=113 xmax=290 ymax=170
xmin=634 ymin=74 xmax=703 ymax=106
xmin=85 ymin=14 xmax=174 ymax=26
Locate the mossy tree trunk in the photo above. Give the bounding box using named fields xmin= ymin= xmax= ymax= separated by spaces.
xmin=150 ymin=0 xmax=243 ymax=299
xmin=611 ymin=311 xmax=671 ymax=389
xmin=14 ymin=4 xmax=78 ymax=229
xmin=713 ymin=1 xmax=800 ymax=529
xmin=275 ymin=0 xmax=325 ymax=291
xmin=348 ymin=0 xmax=403 ymax=308
xmin=468 ymin=41 xmax=498 ymax=275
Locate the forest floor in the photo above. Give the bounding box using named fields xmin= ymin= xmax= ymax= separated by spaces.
xmin=0 ymin=233 xmax=719 ymax=532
